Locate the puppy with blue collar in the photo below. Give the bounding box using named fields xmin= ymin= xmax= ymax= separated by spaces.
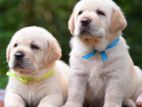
xmin=63 ymin=0 xmax=142 ymax=107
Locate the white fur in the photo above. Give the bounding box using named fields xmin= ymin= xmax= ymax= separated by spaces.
xmin=64 ymin=0 xmax=142 ymax=107
xmin=5 ymin=26 xmax=70 ymax=107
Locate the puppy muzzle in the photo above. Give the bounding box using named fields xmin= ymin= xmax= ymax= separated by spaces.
xmin=81 ymin=18 xmax=91 ymax=27
xmin=15 ymin=51 xmax=25 ymax=60
xmin=79 ymin=17 xmax=92 ymax=36
xmin=78 ymin=17 xmax=104 ymax=39
xmin=13 ymin=51 xmax=25 ymax=68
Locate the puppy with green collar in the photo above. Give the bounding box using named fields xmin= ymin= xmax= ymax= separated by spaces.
xmin=5 ymin=26 xmax=69 ymax=107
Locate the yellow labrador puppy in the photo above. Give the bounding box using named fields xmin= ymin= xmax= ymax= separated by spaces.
xmin=63 ymin=0 xmax=142 ymax=107
xmin=5 ymin=26 xmax=69 ymax=107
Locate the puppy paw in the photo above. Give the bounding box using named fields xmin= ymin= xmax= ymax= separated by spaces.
xmin=38 ymin=103 xmax=61 ymax=107
xmin=5 ymin=104 xmax=24 ymax=107
xmin=124 ymin=99 xmax=136 ymax=107
xmin=38 ymin=104 xmax=54 ymax=107
xmin=63 ymin=102 xmax=82 ymax=107
xmin=103 ymin=103 xmax=121 ymax=107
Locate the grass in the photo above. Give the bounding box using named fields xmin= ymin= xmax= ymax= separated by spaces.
xmin=0 ymin=76 xmax=8 ymax=89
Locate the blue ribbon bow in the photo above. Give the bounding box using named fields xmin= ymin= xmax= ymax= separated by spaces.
xmin=82 ymin=38 xmax=120 ymax=62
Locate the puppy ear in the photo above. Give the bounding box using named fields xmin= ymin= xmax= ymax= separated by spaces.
xmin=68 ymin=12 xmax=75 ymax=35
xmin=45 ymin=38 xmax=62 ymax=64
xmin=6 ymin=44 xmax=11 ymax=62
xmin=109 ymin=7 xmax=127 ymax=34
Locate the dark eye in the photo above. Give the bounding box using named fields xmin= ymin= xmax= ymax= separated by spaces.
xmin=96 ymin=10 xmax=105 ymax=16
xmin=14 ymin=43 xmax=18 ymax=47
xmin=31 ymin=44 xmax=40 ymax=50
xmin=78 ymin=11 xmax=83 ymax=15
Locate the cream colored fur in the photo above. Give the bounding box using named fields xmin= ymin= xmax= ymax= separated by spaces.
xmin=5 ymin=26 xmax=70 ymax=107
xmin=63 ymin=0 xmax=142 ymax=107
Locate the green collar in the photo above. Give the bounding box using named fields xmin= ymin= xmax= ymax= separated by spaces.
xmin=6 ymin=70 xmax=54 ymax=84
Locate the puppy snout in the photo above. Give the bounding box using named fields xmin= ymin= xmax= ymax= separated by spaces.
xmin=15 ymin=51 xmax=25 ymax=60
xmin=81 ymin=18 xmax=91 ymax=26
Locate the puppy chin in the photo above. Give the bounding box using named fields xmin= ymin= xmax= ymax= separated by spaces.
xmin=9 ymin=62 xmax=36 ymax=74
xmin=90 ymin=27 xmax=106 ymax=38
xmin=14 ymin=68 xmax=34 ymax=74
xmin=75 ymin=29 xmax=105 ymax=40
xmin=75 ymin=25 xmax=105 ymax=37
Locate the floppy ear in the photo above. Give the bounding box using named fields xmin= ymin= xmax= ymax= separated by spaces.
xmin=68 ymin=12 xmax=75 ymax=35
xmin=45 ymin=38 xmax=62 ymax=64
xmin=109 ymin=7 xmax=127 ymax=34
xmin=6 ymin=44 xmax=11 ymax=62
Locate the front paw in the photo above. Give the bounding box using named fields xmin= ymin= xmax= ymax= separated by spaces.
xmin=5 ymin=104 xmax=24 ymax=107
xmin=63 ymin=102 xmax=82 ymax=107
xmin=103 ymin=102 xmax=121 ymax=107
xmin=38 ymin=103 xmax=54 ymax=107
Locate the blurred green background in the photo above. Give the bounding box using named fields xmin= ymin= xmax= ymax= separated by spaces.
xmin=0 ymin=0 xmax=142 ymax=89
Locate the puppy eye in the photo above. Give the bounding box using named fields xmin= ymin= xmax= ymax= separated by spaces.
xmin=78 ymin=11 xmax=83 ymax=15
xmin=31 ymin=44 xmax=40 ymax=50
xmin=96 ymin=10 xmax=105 ymax=16
xmin=14 ymin=43 xmax=18 ymax=47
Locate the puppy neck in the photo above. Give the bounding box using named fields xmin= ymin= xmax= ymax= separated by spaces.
xmin=92 ymin=38 xmax=109 ymax=52
xmin=70 ymin=34 xmax=122 ymax=57
xmin=75 ymin=36 xmax=109 ymax=52
xmin=78 ymin=32 xmax=122 ymax=51
xmin=10 ymin=62 xmax=56 ymax=78
xmin=8 ymin=64 xmax=56 ymax=84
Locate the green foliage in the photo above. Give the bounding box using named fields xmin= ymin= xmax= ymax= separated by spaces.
xmin=0 ymin=76 xmax=8 ymax=89
xmin=0 ymin=0 xmax=142 ymax=88
xmin=114 ymin=0 xmax=142 ymax=67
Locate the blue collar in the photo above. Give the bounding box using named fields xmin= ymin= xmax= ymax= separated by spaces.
xmin=82 ymin=37 xmax=120 ymax=62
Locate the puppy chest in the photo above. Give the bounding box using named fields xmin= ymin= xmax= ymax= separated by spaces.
xmin=88 ymin=73 xmax=105 ymax=99
xmin=87 ymin=60 xmax=105 ymax=99
xmin=20 ymin=83 xmax=48 ymax=106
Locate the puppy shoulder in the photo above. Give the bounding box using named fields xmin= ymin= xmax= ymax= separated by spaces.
xmin=54 ymin=60 xmax=70 ymax=80
xmin=55 ymin=60 xmax=70 ymax=73
xmin=70 ymin=37 xmax=92 ymax=56
xmin=119 ymin=36 xmax=129 ymax=50
xmin=54 ymin=60 xmax=69 ymax=96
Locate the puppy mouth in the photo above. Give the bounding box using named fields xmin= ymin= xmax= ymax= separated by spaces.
xmin=13 ymin=59 xmax=24 ymax=69
xmin=79 ymin=27 xmax=99 ymax=40
xmin=79 ymin=26 xmax=92 ymax=36
xmin=78 ymin=25 xmax=104 ymax=39
xmin=11 ymin=58 xmax=34 ymax=74
xmin=13 ymin=64 xmax=34 ymax=74
xmin=15 ymin=64 xmax=24 ymax=69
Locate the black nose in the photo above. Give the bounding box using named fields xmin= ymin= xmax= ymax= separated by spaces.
xmin=81 ymin=18 xmax=91 ymax=26
xmin=14 ymin=51 xmax=25 ymax=60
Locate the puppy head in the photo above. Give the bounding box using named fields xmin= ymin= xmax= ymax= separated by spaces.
xmin=68 ymin=0 xmax=127 ymax=44
xmin=6 ymin=26 xmax=61 ymax=74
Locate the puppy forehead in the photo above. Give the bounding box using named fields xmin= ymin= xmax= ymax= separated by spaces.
xmin=11 ymin=26 xmax=53 ymax=44
xmin=75 ymin=0 xmax=116 ymax=12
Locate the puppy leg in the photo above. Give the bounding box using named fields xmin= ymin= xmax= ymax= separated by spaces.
xmin=136 ymin=92 xmax=142 ymax=107
xmin=4 ymin=93 xmax=25 ymax=107
xmin=63 ymin=73 xmax=88 ymax=107
xmin=123 ymin=99 xmax=136 ymax=107
xmin=38 ymin=94 xmax=63 ymax=107
xmin=103 ymin=86 xmax=123 ymax=107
